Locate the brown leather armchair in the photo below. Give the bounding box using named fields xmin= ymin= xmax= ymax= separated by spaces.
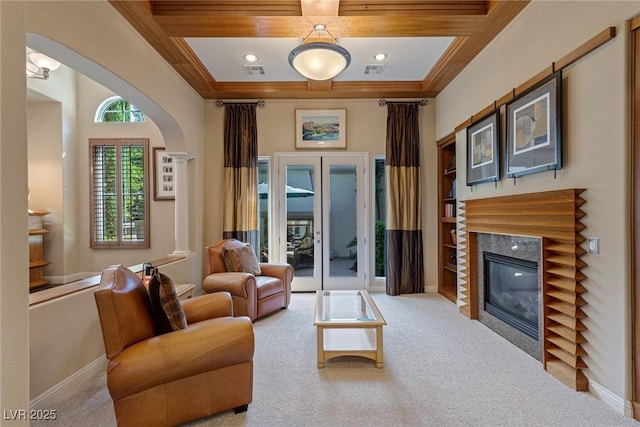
xmin=203 ymin=239 xmax=294 ymax=321
xmin=94 ymin=265 xmax=254 ymax=427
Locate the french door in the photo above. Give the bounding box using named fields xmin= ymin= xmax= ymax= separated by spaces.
xmin=277 ymin=153 xmax=367 ymax=291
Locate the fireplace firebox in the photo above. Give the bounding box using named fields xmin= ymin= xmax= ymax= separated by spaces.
xmin=483 ymin=252 xmax=539 ymax=340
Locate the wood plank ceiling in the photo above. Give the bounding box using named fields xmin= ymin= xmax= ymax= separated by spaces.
xmin=108 ymin=0 xmax=530 ymax=99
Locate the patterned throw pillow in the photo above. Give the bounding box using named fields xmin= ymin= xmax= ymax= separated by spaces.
xmin=148 ymin=269 xmax=187 ymax=334
xmin=222 ymin=244 xmax=262 ymax=275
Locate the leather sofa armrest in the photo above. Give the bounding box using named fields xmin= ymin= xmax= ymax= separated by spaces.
xmin=182 ymin=292 xmax=233 ymax=324
xmin=107 ymin=316 xmax=254 ymax=400
xmin=259 ymin=263 xmax=293 ymax=307
xmin=202 ymin=272 xmax=255 ymax=298
xmin=259 ymin=263 xmax=293 ymax=281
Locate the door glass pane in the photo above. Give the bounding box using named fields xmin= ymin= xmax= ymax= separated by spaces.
xmin=258 ymin=158 xmax=269 ymax=262
xmin=328 ymin=164 xmax=357 ymax=277
xmin=374 ymin=158 xmax=386 ymax=277
xmin=285 ymin=165 xmax=315 ymax=276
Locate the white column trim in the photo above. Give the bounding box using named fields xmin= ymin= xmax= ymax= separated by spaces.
xmin=167 ymin=152 xmax=194 ymax=254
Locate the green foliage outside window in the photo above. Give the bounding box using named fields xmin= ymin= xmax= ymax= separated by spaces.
xmin=101 ymin=99 xmax=144 ymax=123
xmin=91 ymin=138 xmax=148 ymax=248
xmin=375 ymin=220 xmax=386 ymax=277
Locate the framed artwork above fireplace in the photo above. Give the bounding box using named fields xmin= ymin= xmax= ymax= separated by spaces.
xmin=466 ymin=110 xmax=500 ymax=186
xmin=505 ymin=71 xmax=563 ymax=178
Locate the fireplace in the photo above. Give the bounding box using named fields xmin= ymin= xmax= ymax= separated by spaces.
xmin=477 ymin=234 xmax=542 ymax=360
xmin=484 ymin=253 xmax=539 ymax=340
xmin=460 ymin=189 xmax=589 ymax=391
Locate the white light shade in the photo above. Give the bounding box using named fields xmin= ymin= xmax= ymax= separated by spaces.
xmin=26 ymin=62 xmax=39 ymax=76
xmin=289 ymin=42 xmax=351 ymax=81
xmin=28 ymin=52 xmax=61 ymax=71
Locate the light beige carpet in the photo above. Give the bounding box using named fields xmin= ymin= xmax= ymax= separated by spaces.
xmin=34 ymin=292 xmax=640 ymax=427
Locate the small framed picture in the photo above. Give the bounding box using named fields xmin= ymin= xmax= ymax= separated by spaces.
xmin=506 ymin=71 xmax=562 ymax=178
xmin=153 ymin=147 xmax=175 ymax=200
xmin=466 ymin=110 xmax=500 ymax=186
xmin=295 ymin=109 xmax=346 ymax=149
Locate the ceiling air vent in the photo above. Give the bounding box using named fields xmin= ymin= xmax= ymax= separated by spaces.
xmin=364 ymin=64 xmax=386 ymax=75
xmin=243 ymin=65 xmax=266 ymax=76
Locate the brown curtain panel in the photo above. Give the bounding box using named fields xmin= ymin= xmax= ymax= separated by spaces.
xmin=223 ymin=103 xmax=259 ymax=249
xmin=385 ymin=102 xmax=424 ymax=295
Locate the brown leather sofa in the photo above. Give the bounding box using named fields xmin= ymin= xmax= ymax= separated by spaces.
xmin=203 ymin=239 xmax=294 ymax=321
xmin=94 ymin=264 xmax=254 ymax=427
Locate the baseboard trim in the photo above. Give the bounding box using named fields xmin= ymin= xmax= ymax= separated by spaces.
xmin=589 ymin=379 xmax=634 ymax=418
xmin=30 ymin=356 xmax=106 ymax=409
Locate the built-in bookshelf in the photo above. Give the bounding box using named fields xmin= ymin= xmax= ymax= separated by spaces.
xmin=437 ymin=134 xmax=457 ymax=303
xmin=29 ymin=209 xmax=51 ymax=288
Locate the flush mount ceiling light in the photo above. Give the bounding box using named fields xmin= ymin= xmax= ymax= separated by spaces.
xmin=26 ymin=49 xmax=61 ymax=80
xmin=288 ymin=23 xmax=351 ymax=81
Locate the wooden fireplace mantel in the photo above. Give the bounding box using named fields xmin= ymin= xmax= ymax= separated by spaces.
xmin=459 ymin=188 xmax=588 ymax=391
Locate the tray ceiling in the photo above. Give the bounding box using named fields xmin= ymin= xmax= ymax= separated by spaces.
xmin=108 ymin=0 xmax=530 ymax=99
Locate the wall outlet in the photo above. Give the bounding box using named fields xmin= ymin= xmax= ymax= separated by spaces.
xmin=588 ymin=237 xmax=600 ymax=254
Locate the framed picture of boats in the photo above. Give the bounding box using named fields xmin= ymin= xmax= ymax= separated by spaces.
xmin=295 ymin=109 xmax=346 ymax=149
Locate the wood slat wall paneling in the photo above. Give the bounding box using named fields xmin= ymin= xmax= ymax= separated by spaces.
xmin=460 ymin=189 xmax=588 ymax=391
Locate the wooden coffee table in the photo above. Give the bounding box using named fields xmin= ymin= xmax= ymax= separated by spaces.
xmin=314 ymin=290 xmax=387 ymax=368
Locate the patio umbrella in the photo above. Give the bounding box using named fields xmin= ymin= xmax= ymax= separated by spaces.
xmin=258 ymin=182 xmax=314 ymax=199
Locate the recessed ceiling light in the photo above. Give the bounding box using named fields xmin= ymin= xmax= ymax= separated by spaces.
xmin=375 ymin=53 xmax=388 ymax=62
xmin=243 ymin=53 xmax=258 ymax=62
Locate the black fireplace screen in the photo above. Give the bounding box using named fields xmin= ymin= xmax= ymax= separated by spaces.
xmin=484 ymin=252 xmax=539 ymax=340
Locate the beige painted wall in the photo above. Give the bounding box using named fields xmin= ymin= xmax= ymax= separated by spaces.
xmin=21 ymin=1 xmax=205 ymax=401
xmin=436 ymin=0 xmax=640 ymax=401
xmin=1 ymin=0 xmax=31 ymax=416
xmin=76 ymin=74 xmax=176 ymax=274
xmin=27 ymin=70 xmax=182 ymax=281
xmin=203 ymin=99 xmax=438 ymax=289
xmin=28 ymin=101 xmax=64 ymax=277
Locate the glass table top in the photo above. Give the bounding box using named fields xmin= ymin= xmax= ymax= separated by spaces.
xmin=315 ymin=290 xmax=385 ymax=324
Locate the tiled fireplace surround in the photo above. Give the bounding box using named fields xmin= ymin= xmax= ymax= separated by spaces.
xmin=458 ymin=189 xmax=588 ymax=391
xmin=476 ymin=233 xmax=542 ymax=361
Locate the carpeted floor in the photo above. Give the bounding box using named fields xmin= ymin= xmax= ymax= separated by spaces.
xmin=34 ymin=292 xmax=640 ymax=427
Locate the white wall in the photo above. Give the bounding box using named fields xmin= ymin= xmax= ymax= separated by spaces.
xmin=436 ymin=0 xmax=640 ymax=404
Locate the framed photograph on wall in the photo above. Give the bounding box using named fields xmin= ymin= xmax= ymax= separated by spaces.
xmin=466 ymin=110 xmax=500 ymax=186
xmin=153 ymin=147 xmax=175 ymax=200
xmin=506 ymin=71 xmax=562 ymax=178
xmin=295 ymin=109 xmax=346 ymax=149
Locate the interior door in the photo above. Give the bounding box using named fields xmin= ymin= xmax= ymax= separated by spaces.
xmin=277 ymin=154 xmax=366 ymax=292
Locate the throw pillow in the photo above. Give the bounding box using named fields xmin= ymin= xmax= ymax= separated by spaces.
xmin=148 ymin=269 xmax=187 ymax=334
xmin=222 ymin=244 xmax=262 ymax=275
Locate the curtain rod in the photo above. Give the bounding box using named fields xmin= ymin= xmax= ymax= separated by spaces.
xmin=378 ymin=98 xmax=430 ymax=107
xmin=215 ymin=99 xmax=265 ymax=108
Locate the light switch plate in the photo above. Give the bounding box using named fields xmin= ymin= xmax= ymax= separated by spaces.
xmin=588 ymin=237 xmax=600 ymax=254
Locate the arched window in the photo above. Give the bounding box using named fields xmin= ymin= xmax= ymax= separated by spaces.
xmin=95 ymin=96 xmax=145 ymax=123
